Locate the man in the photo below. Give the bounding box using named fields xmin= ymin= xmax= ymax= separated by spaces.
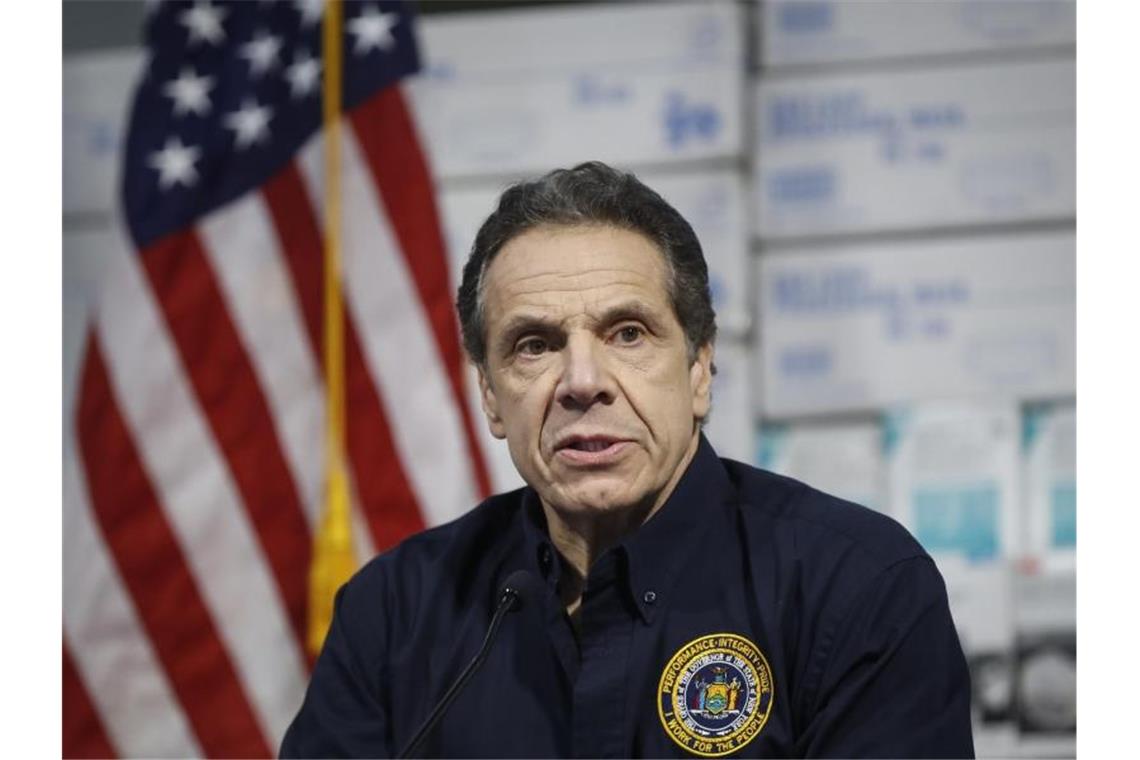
xmin=281 ymin=162 xmax=975 ymax=758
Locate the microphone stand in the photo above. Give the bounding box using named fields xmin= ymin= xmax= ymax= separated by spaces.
xmin=396 ymin=585 xmax=523 ymax=758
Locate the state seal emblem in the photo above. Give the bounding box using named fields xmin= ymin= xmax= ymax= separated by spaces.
xmin=657 ymin=633 xmax=775 ymax=757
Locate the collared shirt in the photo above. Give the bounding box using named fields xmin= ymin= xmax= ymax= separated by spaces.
xmin=281 ymin=436 xmax=975 ymax=758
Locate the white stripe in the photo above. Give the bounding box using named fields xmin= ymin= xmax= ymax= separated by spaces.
xmin=350 ymin=493 xmax=376 ymax=564
xmin=93 ymin=220 xmax=307 ymax=747
xmin=199 ymin=190 xmax=378 ymax=560
xmin=297 ymin=129 xmax=480 ymax=526
xmin=64 ymin=429 xmax=202 ymax=758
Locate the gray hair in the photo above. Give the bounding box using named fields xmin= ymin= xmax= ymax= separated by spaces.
xmin=455 ymin=161 xmax=718 ymax=368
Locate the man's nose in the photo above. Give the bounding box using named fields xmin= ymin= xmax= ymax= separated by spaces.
xmin=554 ymin=334 xmax=615 ymax=411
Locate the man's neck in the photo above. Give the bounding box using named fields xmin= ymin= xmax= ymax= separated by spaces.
xmin=540 ymin=432 xmax=702 ymax=618
xmin=543 ymin=506 xmax=640 ymax=622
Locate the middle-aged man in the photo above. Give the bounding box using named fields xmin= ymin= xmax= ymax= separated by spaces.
xmin=281 ymin=162 xmax=975 ymax=758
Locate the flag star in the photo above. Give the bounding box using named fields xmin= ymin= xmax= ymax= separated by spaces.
xmin=286 ymin=52 xmax=321 ymax=99
xmin=162 ymin=67 xmax=215 ymax=117
xmin=148 ymin=136 xmax=202 ymax=189
xmin=225 ymin=99 xmax=274 ymax=149
xmin=240 ymin=31 xmax=283 ymax=79
xmin=348 ymin=5 xmax=398 ymax=56
xmin=294 ymin=0 xmax=325 ymax=27
xmin=179 ymin=1 xmax=227 ymax=46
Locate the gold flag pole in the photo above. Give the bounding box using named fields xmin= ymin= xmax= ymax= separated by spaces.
xmin=308 ymin=0 xmax=356 ymax=657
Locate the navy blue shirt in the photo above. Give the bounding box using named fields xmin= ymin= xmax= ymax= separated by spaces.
xmin=281 ymin=437 xmax=974 ymax=758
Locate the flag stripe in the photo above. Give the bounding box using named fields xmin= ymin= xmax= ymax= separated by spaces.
xmin=197 ymin=192 xmax=325 ymax=530
xmin=349 ymin=88 xmax=492 ymax=499
xmin=261 ymin=161 xmax=427 ymax=551
xmin=65 ymin=422 xmax=202 ymax=758
xmin=63 ymin=643 xmax=118 ymax=759
xmin=261 ymin=165 xmax=326 ymax=364
xmin=97 ymin=229 xmax=307 ymax=748
xmin=138 ymin=230 xmax=312 ymax=648
xmin=298 ymin=127 xmax=481 ymax=528
xmin=345 ymin=320 xmax=431 ymax=547
xmin=77 ymin=336 xmax=271 ymax=758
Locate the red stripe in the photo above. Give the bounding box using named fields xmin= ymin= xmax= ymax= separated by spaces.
xmin=139 ymin=230 xmax=312 ymax=654
xmin=348 ymin=86 xmax=493 ymax=499
xmin=262 ymin=165 xmax=426 ymax=550
xmin=76 ymin=335 xmax=271 ymax=758
xmin=63 ymin=641 xmax=117 ymax=759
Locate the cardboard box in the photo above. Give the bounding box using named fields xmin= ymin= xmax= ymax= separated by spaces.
xmin=1022 ymin=403 xmax=1076 ymax=573
xmin=760 ymin=1 xmax=1075 ymax=68
xmin=753 ymin=59 xmax=1075 ymax=238
xmin=408 ymin=1 xmax=744 ymax=179
xmin=885 ymin=401 xmax=1021 ymax=562
xmin=756 ymin=231 xmax=1075 ymax=416
xmin=755 ymin=420 xmax=885 ymax=512
xmin=704 ymin=337 xmax=755 ymax=465
xmin=63 ymin=50 xmax=143 ymax=216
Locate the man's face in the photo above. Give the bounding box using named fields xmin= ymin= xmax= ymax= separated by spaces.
xmin=476 ymin=224 xmax=713 ymax=519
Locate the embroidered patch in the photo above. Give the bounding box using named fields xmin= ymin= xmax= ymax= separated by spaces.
xmin=657 ymin=633 xmax=775 ymax=757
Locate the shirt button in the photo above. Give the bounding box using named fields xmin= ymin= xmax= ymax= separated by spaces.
xmin=643 ymin=590 xmax=657 ymax=605
xmin=540 ymin=546 xmax=553 ymax=569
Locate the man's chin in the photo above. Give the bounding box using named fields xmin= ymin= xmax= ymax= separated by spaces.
xmin=546 ymin=477 xmax=649 ymax=517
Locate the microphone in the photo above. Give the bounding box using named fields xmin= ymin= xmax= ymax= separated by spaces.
xmin=397 ymin=570 xmax=540 ymax=758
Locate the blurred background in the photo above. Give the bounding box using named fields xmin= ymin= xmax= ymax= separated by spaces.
xmin=63 ymin=1 xmax=1075 ymax=757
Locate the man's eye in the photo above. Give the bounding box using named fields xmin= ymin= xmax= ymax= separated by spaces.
xmin=517 ymin=338 xmax=548 ymax=355
xmin=614 ymin=325 xmax=644 ymax=344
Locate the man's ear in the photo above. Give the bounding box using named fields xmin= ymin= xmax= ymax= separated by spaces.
xmin=690 ymin=343 xmax=714 ymax=422
xmin=477 ymin=365 xmax=507 ymax=440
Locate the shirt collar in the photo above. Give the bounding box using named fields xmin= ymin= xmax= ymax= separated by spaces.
xmin=620 ymin=434 xmax=733 ymax=623
xmin=517 ymin=434 xmax=734 ymax=623
xmin=520 ymin=486 xmax=562 ymax=592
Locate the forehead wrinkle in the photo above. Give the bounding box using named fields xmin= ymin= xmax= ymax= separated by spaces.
xmin=490 ymin=268 xmax=665 ymax=316
xmin=496 ymin=264 xmax=658 ymax=292
xmin=489 ymin=222 xmax=665 ymax=275
xmin=496 ymin=284 xmax=663 ymax=324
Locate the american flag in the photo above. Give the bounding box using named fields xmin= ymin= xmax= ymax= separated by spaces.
xmin=63 ymin=1 xmax=490 ymax=755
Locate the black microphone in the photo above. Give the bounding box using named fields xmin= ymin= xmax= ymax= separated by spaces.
xmin=397 ymin=570 xmax=540 ymax=759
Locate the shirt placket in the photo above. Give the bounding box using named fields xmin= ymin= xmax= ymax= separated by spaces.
xmin=570 ymin=551 xmax=636 ymax=758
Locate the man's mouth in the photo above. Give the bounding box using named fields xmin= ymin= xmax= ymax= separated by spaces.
xmin=567 ymin=440 xmax=612 ymax=452
xmin=555 ymin=435 xmax=631 ymax=465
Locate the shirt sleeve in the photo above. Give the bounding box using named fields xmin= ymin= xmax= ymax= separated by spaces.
xmin=796 ymin=556 xmax=975 ymax=759
xmin=279 ymin=578 xmax=392 ymax=758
